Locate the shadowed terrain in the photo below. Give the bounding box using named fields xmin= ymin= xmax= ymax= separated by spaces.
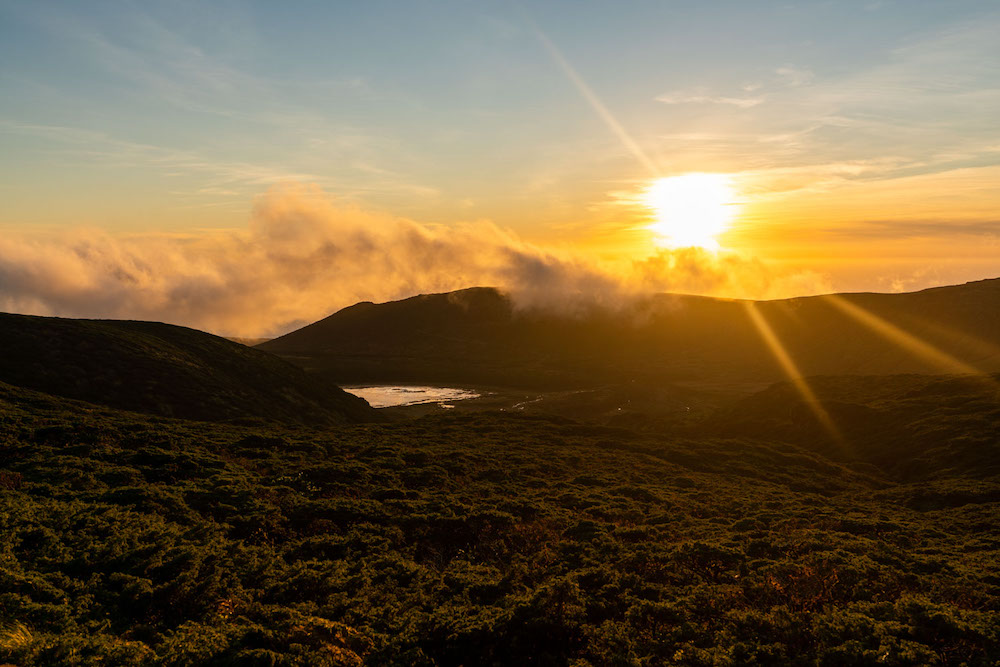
xmin=708 ymin=374 xmax=1000 ymax=482
xmin=0 ymin=371 xmax=998 ymax=664
xmin=1 ymin=283 xmax=999 ymax=665
xmin=0 ymin=313 xmax=376 ymax=426
xmin=259 ymin=279 xmax=1000 ymax=388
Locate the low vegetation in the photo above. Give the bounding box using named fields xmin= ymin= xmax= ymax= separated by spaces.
xmin=1 ymin=373 xmax=998 ymax=665
xmin=0 ymin=313 xmax=375 ymax=426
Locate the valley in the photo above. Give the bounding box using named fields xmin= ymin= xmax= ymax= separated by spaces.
xmin=1 ymin=282 xmax=999 ymax=665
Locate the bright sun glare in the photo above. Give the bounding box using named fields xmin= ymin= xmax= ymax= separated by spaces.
xmin=645 ymin=173 xmax=738 ymax=250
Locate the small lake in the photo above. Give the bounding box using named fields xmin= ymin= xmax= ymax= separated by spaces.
xmin=342 ymin=385 xmax=481 ymax=408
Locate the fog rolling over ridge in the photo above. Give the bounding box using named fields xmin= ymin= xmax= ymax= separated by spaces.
xmin=0 ymin=184 xmax=831 ymax=338
xmin=259 ymin=279 xmax=1000 ymax=388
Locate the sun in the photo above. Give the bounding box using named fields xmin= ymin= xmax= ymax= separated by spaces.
xmin=644 ymin=173 xmax=738 ymax=250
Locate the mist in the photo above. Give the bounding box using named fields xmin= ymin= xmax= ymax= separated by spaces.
xmin=0 ymin=183 xmax=829 ymax=337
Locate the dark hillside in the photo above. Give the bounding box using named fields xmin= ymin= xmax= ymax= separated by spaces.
xmin=2 ymin=281 xmax=999 ymax=663
xmin=709 ymin=373 xmax=1000 ymax=482
xmin=260 ymin=279 xmax=1000 ymax=387
xmin=0 ymin=312 xmax=376 ymax=425
xmin=259 ymin=287 xmax=776 ymax=387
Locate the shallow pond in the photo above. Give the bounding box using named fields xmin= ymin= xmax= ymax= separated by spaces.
xmin=342 ymin=385 xmax=481 ymax=408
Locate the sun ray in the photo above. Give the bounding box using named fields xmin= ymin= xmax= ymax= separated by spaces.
xmin=822 ymin=295 xmax=990 ymax=378
xmin=527 ymin=21 xmax=660 ymax=178
xmin=743 ymin=302 xmax=845 ymax=444
xmin=895 ymin=313 xmax=1000 ymax=368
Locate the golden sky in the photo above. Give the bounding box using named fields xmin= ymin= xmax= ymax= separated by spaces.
xmin=1 ymin=2 xmax=998 ymax=334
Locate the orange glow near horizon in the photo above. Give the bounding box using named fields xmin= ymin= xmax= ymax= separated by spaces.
xmin=645 ymin=174 xmax=739 ymax=250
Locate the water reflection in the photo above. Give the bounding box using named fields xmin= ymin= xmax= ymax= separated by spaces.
xmin=342 ymin=385 xmax=480 ymax=408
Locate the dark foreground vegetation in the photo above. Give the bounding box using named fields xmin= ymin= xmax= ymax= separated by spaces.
xmin=2 ymin=370 xmax=998 ymax=665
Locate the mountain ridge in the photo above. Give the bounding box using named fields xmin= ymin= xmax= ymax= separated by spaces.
xmin=259 ymin=278 xmax=1000 ymax=387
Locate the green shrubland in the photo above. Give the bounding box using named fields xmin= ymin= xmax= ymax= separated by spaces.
xmin=1 ymin=376 xmax=998 ymax=665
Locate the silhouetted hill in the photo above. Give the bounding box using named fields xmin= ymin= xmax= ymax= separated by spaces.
xmin=259 ymin=279 xmax=1000 ymax=387
xmin=0 ymin=312 xmax=376 ymax=425
xmin=225 ymin=336 xmax=271 ymax=347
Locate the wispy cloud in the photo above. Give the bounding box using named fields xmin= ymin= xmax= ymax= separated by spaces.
xmin=31 ymin=4 xmax=381 ymax=127
xmin=656 ymin=88 xmax=763 ymax=108
xmin=830 ymin=219 xmax=1000 ymax=240
xmin=0 ymin=118 xmax=440 ymax=203
xmin=0 ymin=119 xmax=322 ymax=188
xmin=651 ymin=17 xmax=1000 ymax=202
xmin=4 ymin=4 xmax=438 ymax=206
xmin=654 ymin=66 xmax=811 ymax=110
xmin=774 ymin=66 xmax=814 ymax=87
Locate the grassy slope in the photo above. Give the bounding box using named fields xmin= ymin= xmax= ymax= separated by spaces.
xmin=0 ymin=376 xmax=997 ymax=665
xmin=259 ymin=280 xmax=1000 ymax=387
xmin=0 ymin=312 xmax=375 ymax=426
xmin=709 ymin=374 xmax=1000 ymax=482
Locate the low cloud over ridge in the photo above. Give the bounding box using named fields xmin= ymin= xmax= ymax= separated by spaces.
xmin=0 ymin=184 xmax=829 ymax=337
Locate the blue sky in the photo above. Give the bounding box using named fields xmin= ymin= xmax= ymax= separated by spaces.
xmin=2 ymin=1 xmax=997 ymax=230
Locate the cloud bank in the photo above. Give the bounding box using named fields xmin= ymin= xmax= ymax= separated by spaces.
xmin=0 ymin=184 xmax=829 ymax=337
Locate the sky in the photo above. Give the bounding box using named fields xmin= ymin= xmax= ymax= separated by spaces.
xmin=1 ymin=1 xmax=999 ymax=335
